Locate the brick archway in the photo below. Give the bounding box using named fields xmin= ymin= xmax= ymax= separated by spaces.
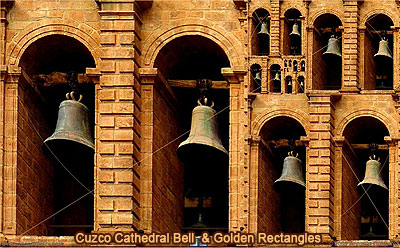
xmin=309 ymin=10 xmax=343 ymax=26
xmin=252 ymin=108 xmax=309 ymax=137
xmin=361 ymin=9 xmax=398 ymax=27
xmin=336 ymin=110 xmax=397 ymax=138
xmin=142 ymin=22 xmax=244 ymax=70
xmin=6 ymin=19 xmax=100 ymax=68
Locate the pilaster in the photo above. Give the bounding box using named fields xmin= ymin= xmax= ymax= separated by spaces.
xmin=341 ymin=0 xmax=361 ymax=92
xmin=95 ymin=0 xmax=143 ymax=231
xmin=222 ymin=68 xmax=247 ymax=232
xmin=269 ymin=0 xmax=280 ymax=57
xmin=3 ymin=66 xmax=20 ymax=235
xmin=306 ymin=94 xmax=339 ymax=240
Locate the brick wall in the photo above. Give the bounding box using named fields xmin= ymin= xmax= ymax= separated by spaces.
xmin=340 ymin=145 xmax=360 ymax=240
xmin=312 ymin=31 xmax=325 ymax=90
xmin=96 ymin=0 xmax=141 ymax=231
xmin=151 ymin=88 xmax=184 ymax=233
xmin=257 ymin=145 xmax=280 ymax=233
xmin=363 ymin=31 xmax=376 ymax=90
xmin=16 ymin=82 xmax=53 ymax=235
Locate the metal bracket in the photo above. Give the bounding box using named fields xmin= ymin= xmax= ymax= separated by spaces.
xmin=196 ymin=79 xmax=212 ymax=105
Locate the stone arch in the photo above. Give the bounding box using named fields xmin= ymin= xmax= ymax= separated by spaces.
xmin=282 ymin=7 xmax=304 ymax=17
xmin=7 ymin=19 xmax=100 ymax=68
xmin=309 ymin=10 xmax=343 ymax=26
xmin=252 ymin=108 xmax=309 ymax=137
xmin=336 ymin=110 xmax=397 ymax=138
xmin=361 ymin=9 xmax=397 ymax=28
xmin=142 ymin=21 xmax=243 ymax=69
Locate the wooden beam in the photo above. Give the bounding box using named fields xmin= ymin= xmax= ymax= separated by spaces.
xmin=33 ymin=72 xmax=92 ymax=87
xmin=351 ymin=144 xmax=389 ymax=150
xmin=167 ymin=80 xmax=229 ymax=89
xmin=267 ymin=139 xmax=304 ymax=149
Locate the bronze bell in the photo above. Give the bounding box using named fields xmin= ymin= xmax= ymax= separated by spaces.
xmin=290 ymin=23 xmax=301 ymax=39
xmin=43 ymin=94 xmax=94 ymax=160
xmin=254 ymin=71 xmax=261 ymax=82
xmin=323 ymin=35 xmax=342 ymax=59
xmin=273 ymin=71 xmax=281 ymax=82
xmin=358 ymin=155 xmax=388 ymax=191
xmin=374 ymin=38 xmax=392 ymax=61
xmin=287 ymin=78 xmax=292 ymax=86
xmin=274 ymin=152 xmax=306 ymax=191
xmin=177 ymin=101 xmax=228 ymax=163
xmin=258 ymin=22 xmax=270 ymax=37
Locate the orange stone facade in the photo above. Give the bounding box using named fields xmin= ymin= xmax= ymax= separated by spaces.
xmin=0 ymin=0 xmax=400 ymax=246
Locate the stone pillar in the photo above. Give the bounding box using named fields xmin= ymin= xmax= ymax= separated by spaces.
xmin=2 ymin=66 xmax=20 ymax=235
xmin=307 ymin=94 xmax=340 ymax=240
xmin=269 ymin=0 xmax=280 ymax=57
xmin=138 ymin=68 xmax=156 ymax=233
xmin=0 ymin=0 xmax=14 ymax=235
xmin=95 ymin=0 xmax=144 ymax=231
xmin=247 ymin=135 xmax=260 ymax=234
xmin=222 ymin=68 xmax=246 ymax=232
xmin=385 ymin=136 xmax=399 ymax=240
xmin=332 ymin=136 xmax=344 ymax=240
xmin=341 ymin=0 xmax=361 ymax=92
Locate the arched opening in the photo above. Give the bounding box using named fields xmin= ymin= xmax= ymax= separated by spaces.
xmin=285 ymin=76 xmax=293 ymax=93
xmin=312 ymin=14 xmax=342 ymax=90
xmin=17 ymin=35 xmax=96 ymax=235
xmin=258 ymin=116 xmax=306 ymax=233
xmin=293 ymin=60 xmax=298 ymax=72
xmin=154 ymin=35 xmax=230 ymax=234
xmin=252 ymin=9 xmax=270 ymax=56
xmin=251 ymin=64 xmax=262 ymax=93
xmin=300 ymin=60 xmax=306 ymax=72
xmin=297 ymin=76 xmax=305 ymax=93
xmin=364 ymin=14 xmax=394 ymax=90
xmin=341 ymin=117 xmax=389 ymax=240
xmin=283 ymin=9 xmax=302 ymax=56
xmin=270 ymin=64 xmax=281 ymax=93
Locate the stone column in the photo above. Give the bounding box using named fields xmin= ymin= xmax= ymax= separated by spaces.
xmin=2 ymin=66 xmax=20 ymax=235
xmin=269 ymin=0 xmax=280 ymax=57
xmin=385 ymin=136 xmax=398 ymax=240
xmin=222 ymin=68 xmax=246 ymax=232
xmin=95 ymin=0 xmax=147 ymax=231
xmin=0 ymin=0 xmax=14 ymax=235
xmin=341 ymin=0 xmax=361 ymax=92
xmin=306 ymin=94 xmax=340 ymax=240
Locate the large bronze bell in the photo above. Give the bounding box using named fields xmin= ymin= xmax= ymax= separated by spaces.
xmin=177 ymin=101 xmax=228 ymax=163
xmin=323 ymin=35 xmax=342 ymax=59
xmin=274 ymin=152 xmax=306 ymax=191
xmin=258 ymin=22 xmax=270 ymax=37
xmin=374 ymin=38 xmax=392 ymax=61
xmin=43 ymin=96 xmax=94 ymax=160
xmin=358 ymin=155 xmax=388 ymax=191
xmin=290 ymin=23 xmax=301 ymax=39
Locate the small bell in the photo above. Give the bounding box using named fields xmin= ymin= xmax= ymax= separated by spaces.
xmin=258 ymin=22 xmax=270 ymax=37
xmin=254 ymin=71 xmax=261 ymax=82
xmin=374 ymin=38 xmax=392 ymax=61
xmin=358 ymin=155 xmax=388 ymax=191
xmin=273 ymin=71 xmax=281 ymax=82
xmin=290 ymin=22 xmax=301 ymax=39
xmin=274 ymin=151 xmax=306 ymax=191
xmin=323 ymin=35 xmax=342 ymax=59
